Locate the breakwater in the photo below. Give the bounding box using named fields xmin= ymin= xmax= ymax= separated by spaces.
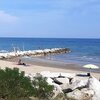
xmin=0 ymin=48 xmax=70 ymax=59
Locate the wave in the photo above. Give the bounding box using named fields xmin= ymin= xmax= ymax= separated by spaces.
xmin=43 ymin=54 xmax=100 ymax=66
xmin=0 ymin=50 xmax=8 ymax=53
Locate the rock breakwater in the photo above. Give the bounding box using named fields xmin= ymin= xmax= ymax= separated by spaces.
xmin=0 ymin=48 xmax=70 ymax=59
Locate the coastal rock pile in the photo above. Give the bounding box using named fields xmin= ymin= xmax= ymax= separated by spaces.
xmin=26 ymin=72 xmax=100 ymax=100
xmin=66 ymin=77 xmax=100 ymax=100
xmin=0 ymin=48 xmax=70 ymax=59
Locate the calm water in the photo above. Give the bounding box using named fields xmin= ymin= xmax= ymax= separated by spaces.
xmin=0 ymin=38 xmax=100 ymax=66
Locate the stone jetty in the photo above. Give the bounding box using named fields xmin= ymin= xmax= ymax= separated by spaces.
xmin=0 ymin=48 xmax=70 ymax=59
xmin=26 ymin=71 xmax=100 ymax=100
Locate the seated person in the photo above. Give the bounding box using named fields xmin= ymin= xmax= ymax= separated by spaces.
xmin=18 ymin=59 xmax=26 ymax=66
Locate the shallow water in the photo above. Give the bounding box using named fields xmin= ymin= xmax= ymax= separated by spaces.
xmin=21 ymin=56 xmax=100 ymax=73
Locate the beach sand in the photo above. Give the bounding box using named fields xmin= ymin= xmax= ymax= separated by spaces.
xmin=0 ymin=58 xmax=100 ymax=80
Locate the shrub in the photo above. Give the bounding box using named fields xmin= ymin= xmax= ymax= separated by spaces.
xmin=0 ymin=67 xmax=33 ymax=100
xmin=0 ymin=68 xmax=54 ymax=100
xmin=32 ymin=75 xmax=54 ymax=100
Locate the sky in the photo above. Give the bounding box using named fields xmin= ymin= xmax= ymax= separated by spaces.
xmin=0 ymin=0 xmax=100 ymax=38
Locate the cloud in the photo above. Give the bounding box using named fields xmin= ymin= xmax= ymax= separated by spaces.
xmin=0 ymin=10 xmax=19 ymax=36
xmin=0 ymin=10 xmax=18 ymax=23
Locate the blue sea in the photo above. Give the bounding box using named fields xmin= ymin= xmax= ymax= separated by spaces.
xmin=0 ymin=38 xmax=100 ymax=66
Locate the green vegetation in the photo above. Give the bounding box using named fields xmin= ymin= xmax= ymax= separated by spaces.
xmin=32 ymin=75 xmax=54 ymax=100
xmin=0 ymin=67 xmax=33 ymax=100
xmin=0 ymin=68 xmax=54 ymax=100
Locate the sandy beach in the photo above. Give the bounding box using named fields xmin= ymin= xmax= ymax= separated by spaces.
xmin=0 ymin=58 xmax=100 ymax=80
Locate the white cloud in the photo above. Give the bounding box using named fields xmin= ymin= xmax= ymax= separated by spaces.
xmin=0 ymin=10 xmax=18 ymax=23
xmin=0 ymin=10 xmax=19 ymax=36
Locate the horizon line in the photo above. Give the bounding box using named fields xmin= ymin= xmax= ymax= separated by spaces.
xmin=0 ymin=37 xmax=100 ymax=39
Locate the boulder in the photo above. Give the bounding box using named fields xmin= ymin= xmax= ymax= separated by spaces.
xmin=60 ymin=83 xmax=70 ymax=90
xmin=55 ymin=78 xmax=69 ymax=84
xmin=66 ymin=89 xmax=83 ymax=100
xmin=47 ymin=78 xmax=63 ymax=95
xmin=88 ymin=77 xmax=100 ymax=100
xmin=60 ymin=73 xmax=76 ymax=78
xmin=81 ymin=88 xmax=94 ymax=99
xmin=67 ymin=89 xmax=93 ymax=100
xmin=53 ymin=93 xmax=66 ymax=100
xmin=70 ymin=79 xmax=88 ymax=90
xmin=71 ymin=76 xmax=89 ymax=84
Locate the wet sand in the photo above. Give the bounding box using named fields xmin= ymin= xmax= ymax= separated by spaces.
xmin=5 ymin=56 xmax=100 ymax=73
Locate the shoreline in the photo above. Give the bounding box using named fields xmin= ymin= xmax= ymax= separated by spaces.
xmin=5 ymin=56 xmax=100 ymax=73
xmin=1 ymin=56 xmax=100 ymax=80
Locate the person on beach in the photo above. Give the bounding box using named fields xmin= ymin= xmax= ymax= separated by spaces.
xmin=18 ymin=59 xmax=26 ymax=66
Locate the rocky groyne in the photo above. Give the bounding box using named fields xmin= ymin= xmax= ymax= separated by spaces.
xmin=26 ymin=72 xmax=100 ymax=100
xmin=0 ymin=48 xmax=70 ymax=59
